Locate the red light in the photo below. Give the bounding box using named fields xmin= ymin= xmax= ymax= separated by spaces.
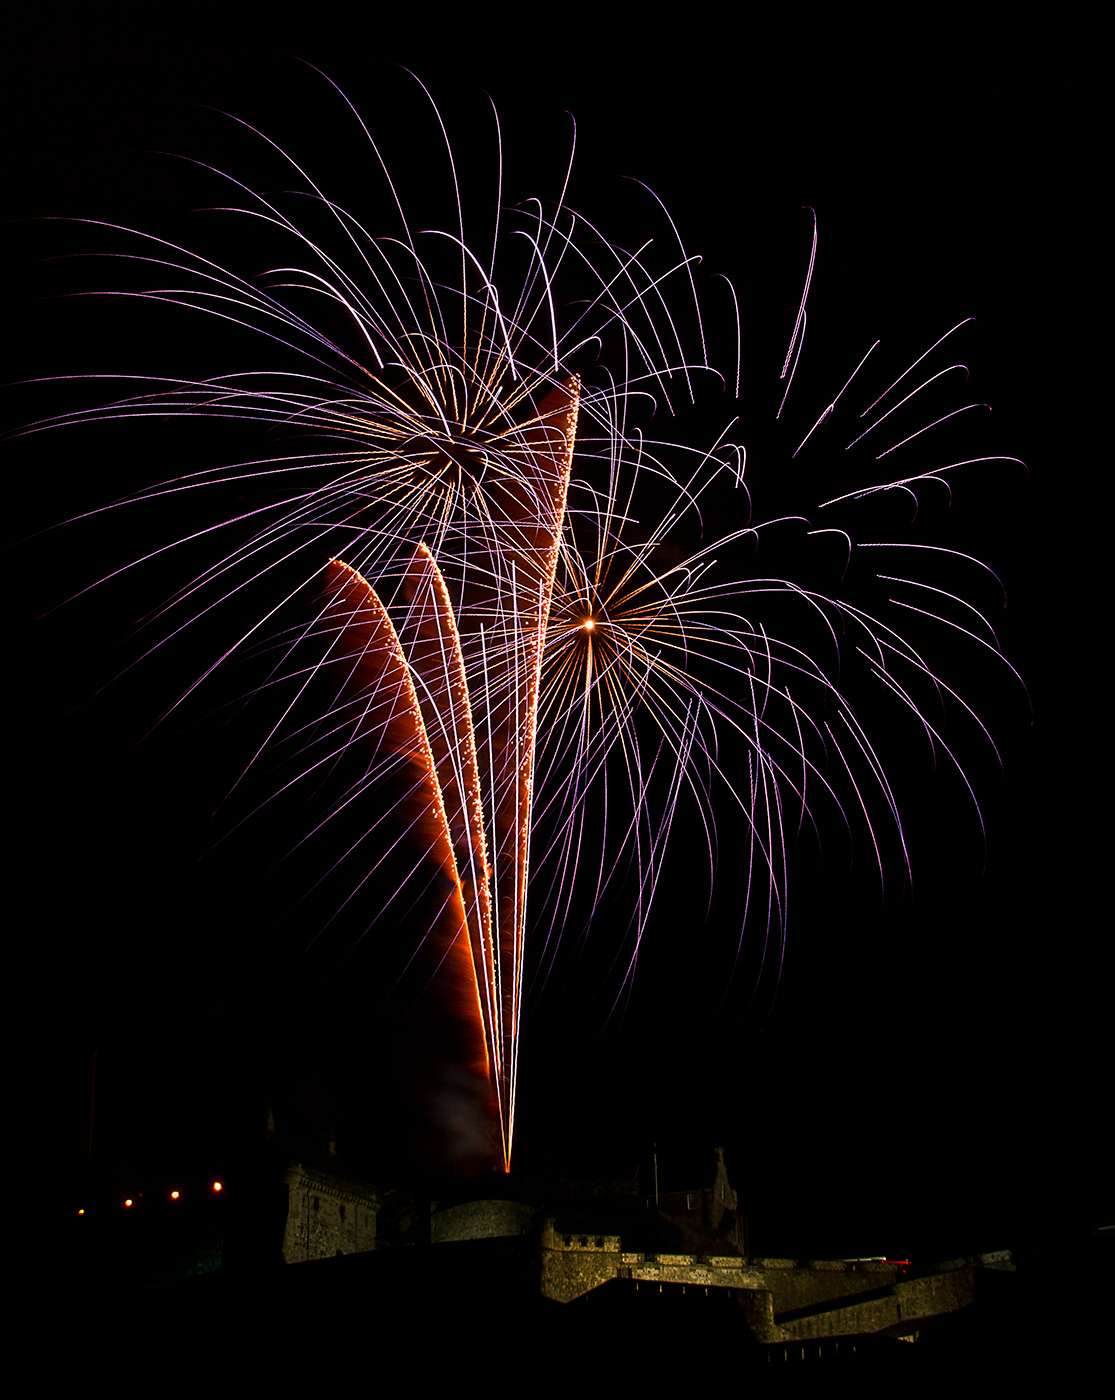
xmin=170 ymin=1190 xmax=180 ymax=1200
xmin=212 ymin=1181 xmax=222 ymax=1193
xmin=77 ymin=1208 xmax=85 ymax=1216
xmin=124 ymin=1198 xmax=133 ymax=1208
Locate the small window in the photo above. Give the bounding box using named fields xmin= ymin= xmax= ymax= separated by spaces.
xmin=339 ymin=1204 xmax=346 ymax=1221
xmin=312 ymin=1196 xmax=320 ymax=1212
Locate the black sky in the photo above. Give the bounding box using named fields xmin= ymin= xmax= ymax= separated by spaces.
xmin=7 ymin=12 xmax=1101 ymax=1257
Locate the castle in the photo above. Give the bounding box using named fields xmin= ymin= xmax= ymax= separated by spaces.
xmin=278 ymin=1147 xmax=1011 ymax=1353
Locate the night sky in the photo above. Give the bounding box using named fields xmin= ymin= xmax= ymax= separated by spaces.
xmin=7 ymin=12 xmax=1101 ymax=1262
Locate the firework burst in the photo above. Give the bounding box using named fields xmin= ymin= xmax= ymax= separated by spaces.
xmin=14 ymin=68 xmax=1023 ymax=1172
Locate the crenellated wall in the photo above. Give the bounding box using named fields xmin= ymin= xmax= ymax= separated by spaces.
xmin=539 ymin=1219 xmax=623 ymax=1302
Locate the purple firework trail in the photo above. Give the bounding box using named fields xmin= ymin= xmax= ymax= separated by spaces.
xmin=15 ymin=69 xmax=1024 ymax=1171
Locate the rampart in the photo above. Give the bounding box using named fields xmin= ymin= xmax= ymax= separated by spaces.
xmin=539 ymin=1221 xmax=1005 ymax=1341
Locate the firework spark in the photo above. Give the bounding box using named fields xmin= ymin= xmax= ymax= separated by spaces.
xmin=16 ymin=69 xmax=1023 ymax=1172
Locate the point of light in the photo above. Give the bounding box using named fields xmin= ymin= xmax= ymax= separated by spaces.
xmin=212 ymin=1181 xmax=222 ymax=1193
xmin=124 ymin=1198 xmax=133 ymax=1208
xmin=77 ymin=1208 xmax=85 ymax=1216
xmin=170 ymin=1190 xmax=180 ymax=1200
xmin=582 ymin=617 xmax=595 ymax=631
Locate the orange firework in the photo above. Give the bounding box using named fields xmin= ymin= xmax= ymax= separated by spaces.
xmin=321 ymin=377 xmax=578 ymax=1167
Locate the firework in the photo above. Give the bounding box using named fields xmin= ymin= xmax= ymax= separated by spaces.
xmin=16 ymin=69 xmax=1023 ymax=1172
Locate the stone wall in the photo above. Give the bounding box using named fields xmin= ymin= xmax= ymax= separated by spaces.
xmin=539 ymin=1226 xmax=986 ymax=1343
xmin=431 ymin=1198 xmax=536 ymax=1243
xmin=775 ymin=1266 xmax=976 ymax=1340
xmin=755 ymin=1257 xmax=901 ymax=1314
xmin=282 ymin=1163 xmax=381 ymax=1264
xmin=539 ymin=1219 xmax=623 ymax=1303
